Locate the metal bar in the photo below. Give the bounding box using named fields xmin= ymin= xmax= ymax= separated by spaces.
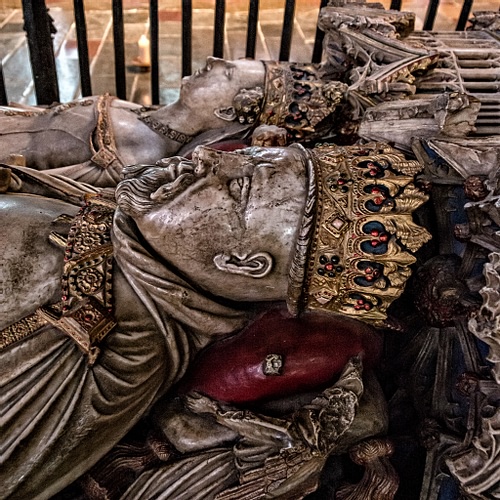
xmin=279 ymin=0 xmax=295 ymax=61
xmin=475 ymin=126 xmax=500 ymax=134
xmin=246 ymin=0 xmax=259 ymax=59
xmin=312 ymin=0 xmax=328 ymax=63
xmin=213 ymin=0 xmax=225 ymax=58
xmin=0 ymin=62 xmax=7 ymax=105
xmin=390 ymin=0 xmax=402 ymax=10
xmin=456 ymin=0 xmax=474 ymax=31
xmin=463 ymin=81 xmax=500 ymax=90
xmin=423 ymin=0 xmax=440 ymax=31
xmin=182 ymin=0 xmax=192 ymax=77
xmin=150 ymin=0 xmax=160 ymax=104
xmin=112 ymin=0 xmax=126 ymax=99
xmin=476 ymin=116 xmax=500 ymax=123
xmin=73 ymin=0 xmax=92 ymax=97
xmin=21 ymin=0 xmax=59 ymax=104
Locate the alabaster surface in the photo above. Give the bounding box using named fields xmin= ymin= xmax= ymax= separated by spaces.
xmin=1 ymin=2 xmax=500 ymax=499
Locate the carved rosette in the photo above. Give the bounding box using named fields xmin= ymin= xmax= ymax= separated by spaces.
xmin=302 ymin=143 xmax=431 ymax=326
xmin=62 ymin=194 xmax=116 ymax=310
xmin=55 ymin=194 xmax=117 ymax=362
xmin=469 ymin=252 xmax=500 ymax=384
xmin=0 ymin=194 xmax=117 ymax=358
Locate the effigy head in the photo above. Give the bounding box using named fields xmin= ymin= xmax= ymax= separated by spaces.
xmin=116 ymin=145 xmax=308 ymax=302
xmin=176 ymin=57 xmax=347 ymax=142
xmin=288 ymin=142 xmax=432 ymax=326
xmin=176 ymin=57 xmax=266 ymax=131
xmin=116 ymin=142 xmax=430 ymax=320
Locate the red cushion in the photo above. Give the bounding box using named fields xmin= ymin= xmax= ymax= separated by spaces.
xmin=179 ymin=308 xmax=382 ymax=404
xmin=208 ymin=140 xmax=249 ymax=151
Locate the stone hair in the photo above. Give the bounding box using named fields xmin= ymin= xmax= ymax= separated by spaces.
xmin=286 ymin=144 xmax=317 ymax=316
xmin=116 ymin=164 xmax=176 ymax=218
xmin=116 ymin=147 xmax=309 ymax=219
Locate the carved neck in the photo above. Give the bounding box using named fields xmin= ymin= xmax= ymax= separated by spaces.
xmin=145 ymin=102 xmax=207 ymax=155
xmin=158 ymin=135 xmax=184 ymax=156
xmin=150 ymin=102 xmax=203 ymax=134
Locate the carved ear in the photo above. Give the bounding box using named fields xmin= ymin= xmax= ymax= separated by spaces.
xmin=214 ymin=106 xmax=237 ymax=122
xmin=213 ymin=252 xmax=273 ymax=278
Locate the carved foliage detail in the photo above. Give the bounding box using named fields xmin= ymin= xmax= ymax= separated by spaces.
xmin=469 ymin=252 xmax=500 ymax=385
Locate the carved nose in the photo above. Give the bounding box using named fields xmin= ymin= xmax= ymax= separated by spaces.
xmin=206 ymin=56 xmax=224 ymax=68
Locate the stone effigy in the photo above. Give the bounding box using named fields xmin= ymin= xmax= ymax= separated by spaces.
xmin=1 ymin=141 xmax=430 ymax=499
xmin=0 ymin=58 xmax=346 ymax=188
xmin=1 ymin=0 xmax=497 ymax=190
xmin=0 ymin=58 xmax=264 ymax=187
xmin=2 ymin=2 xmax=500 ymax=499
xmin=1 ymin=5 xmax=497 ymax=191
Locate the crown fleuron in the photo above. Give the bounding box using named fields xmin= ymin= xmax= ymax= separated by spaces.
xmin=289 ymin=142 xmax=431 ymax=326
xmin=259 ymin=61 xmax=347 ymax=141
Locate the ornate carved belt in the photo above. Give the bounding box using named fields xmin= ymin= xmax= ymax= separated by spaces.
xmin=0 ymin=194 xmax=117 ymax=365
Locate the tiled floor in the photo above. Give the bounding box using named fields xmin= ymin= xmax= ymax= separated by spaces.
xmin=0 ymin=0 xmax=498 ymax=105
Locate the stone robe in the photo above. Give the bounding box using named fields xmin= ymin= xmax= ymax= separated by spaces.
xmin=0 ymin=197 xmax=249 ymax=500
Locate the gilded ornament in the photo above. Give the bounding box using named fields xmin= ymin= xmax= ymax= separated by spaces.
xmin=260 ymin=61 xmax=347 ymax=140
xmin=289 ymin=142 xmax=431 ymax=326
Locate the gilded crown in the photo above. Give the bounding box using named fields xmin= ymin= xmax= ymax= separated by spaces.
xmin=288 ymin=142 xmax=431 ymax=326
xmin=232 ymin=62 xmax=346 ymax=141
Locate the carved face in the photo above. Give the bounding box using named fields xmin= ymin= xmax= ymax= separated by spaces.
xmin=118 ymin=146 xmax=308 ymax=301
xmin=176 ymin=57 xmax=265 ymax=130
xmin=464 ymin=175 xmax=487 ymax=201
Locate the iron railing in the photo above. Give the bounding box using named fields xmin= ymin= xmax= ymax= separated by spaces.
xmin=0 ymin=0 xmax=488 ymax=106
